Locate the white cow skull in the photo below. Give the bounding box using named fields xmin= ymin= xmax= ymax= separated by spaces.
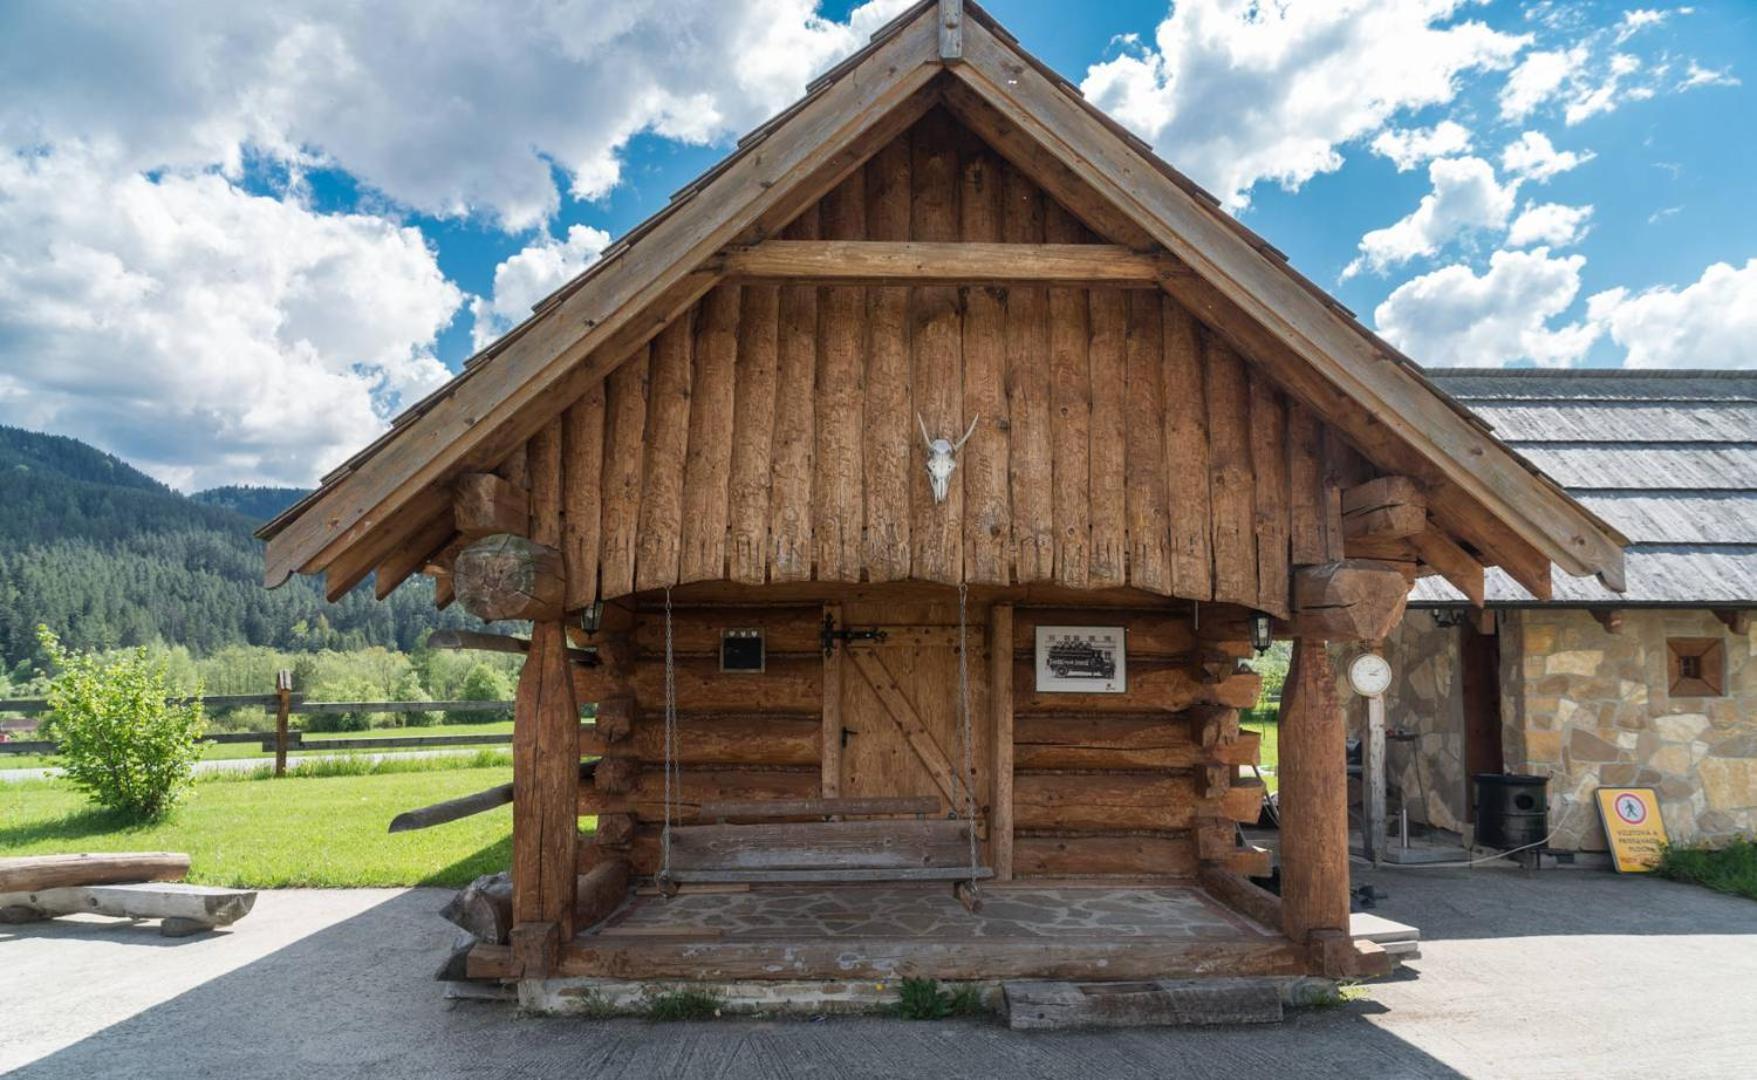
xmin=917 ymin=413 xmax=979 ymax=504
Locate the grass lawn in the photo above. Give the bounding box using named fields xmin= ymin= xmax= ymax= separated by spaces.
xmin=1240 ymin=710 xmax=1280 ymax=792
xmin=0 ymin=718 xmax=517 ymax=770
xmin=0 ymin=758 xmax=537 ymax=888
xmin=1658 ymin=839 xmax=1757 ymax=902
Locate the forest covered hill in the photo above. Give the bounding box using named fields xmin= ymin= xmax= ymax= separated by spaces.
xmin=0 ymin=425 xmax=472 ymax=668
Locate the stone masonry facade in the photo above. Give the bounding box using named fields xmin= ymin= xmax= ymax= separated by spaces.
xmin=1378 ymin=608 xmax=1755 ymax=851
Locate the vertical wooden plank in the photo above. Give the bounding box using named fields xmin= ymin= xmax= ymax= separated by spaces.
xmin=1287 ymin=402 xmax=1327 ymax=567
xmin=496 ymin=443 xmax=529 ymax=494
xmin=562 ymin=384 xmax=605 ymax=611
xmin=814 ymin=174 xmax=866 ymax=582
xmin=511 ymin=619 xmax=579 ymax=960
xmin=1044 ymin=201 xmax=1090 ymax=588
xmin=1204 ymin=333 xmax=1256 ymax=608
xmin=678 ymin=284 xmax=740 ymax=584
xmin=528 ymin=415 xmax=563 ymax=549
xmin=909 ymin=110 xmax=963 ymax=584
xmin=1087 ymin=287 xmax=1128 ymax=588
xmin=1002 ymin=163 xmax=1054 ymax=583
xmin=1321 ymin=428 xmax=1351 ymax=563
xmin=598 ymin=349 xmax=649 ymax=599
xmin=1162 ymin=298 xmax=1212 ymax=600
xmin=770 ymin=206 xmax=819 ymax=582
xmin=727 ymin=285 xmax=779 ymax=584
xmin=1279 ymin=636 xmax=1350 ymax=945
xmin=988 ymin=602 xmax=1014 ymax=881
xmin=1124 ymin=292 xmax=1170 ymax=594
xmin=959 ymin=140 xmax=1010 ymax=585
xmin=822 ymin=603 xmax=844 ymax=798
xmin=863 ymin=136 xmax=913 ymax=582
xmin=1249 ymin=373 xmax=1291 ymax=617
xmin=634 ymin=313 xmax=694 ymax=593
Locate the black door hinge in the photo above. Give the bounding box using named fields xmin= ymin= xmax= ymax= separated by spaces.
xmin=821 ymin=613 xmax=887 ymax=656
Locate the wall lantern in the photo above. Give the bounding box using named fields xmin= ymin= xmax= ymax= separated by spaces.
xmin=1249 ymin=612 xmax=1273 ymax=655
xmin=579 ymin=600 xmax=606 ymax=635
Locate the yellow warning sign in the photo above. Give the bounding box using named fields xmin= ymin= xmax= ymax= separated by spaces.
xmin=1595 ymin=787 xmax=1668 ymax=873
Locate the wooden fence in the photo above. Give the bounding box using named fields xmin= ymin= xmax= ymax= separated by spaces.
xmin=0 ymin=691 xmax=517 ymax=776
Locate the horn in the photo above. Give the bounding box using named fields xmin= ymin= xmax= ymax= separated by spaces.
xmin=917 ymin=412 xmax=934 ymax=450
xmin=953 ymin=413 xmax=980 ymax=451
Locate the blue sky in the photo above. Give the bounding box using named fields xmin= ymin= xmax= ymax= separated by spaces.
xmin=0 ymin=0 xmax=1751 ymax=489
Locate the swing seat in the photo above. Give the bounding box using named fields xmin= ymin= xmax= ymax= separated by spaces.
xmin=662 ymin=797 xmax=994 ymax=885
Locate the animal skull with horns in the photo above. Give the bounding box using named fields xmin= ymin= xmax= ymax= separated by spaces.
xmin=917 ymin=413 xmax=980 ymax=504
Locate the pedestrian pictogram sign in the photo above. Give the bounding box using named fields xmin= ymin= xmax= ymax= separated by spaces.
xmin=1594 ymin=787 xmax=1668 ymax=873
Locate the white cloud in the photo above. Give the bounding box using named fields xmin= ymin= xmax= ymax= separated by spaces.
xmin=1501 ymin=130 xmax=1595 ymax=182
xmin=1374 ymin=247 xmax=1598 ymax=367
xmin=0 ymin=0 xmax=915 ymax=231
xmin=1507 ymin=202 xmax=1593 ymax=247
xmin=1500 ymin=46 xmax=1589 ymax=120
xmin=0 ymin=146 xmax=461 ymax=489
xmin=1370 ymin=121 xmax=1474 ymax=172
xmin=469 ymin=225 xmax=613 ymax=351
xmin=1078 ymin=0 xmax=1527 ymax=209
xmin=1587 ymin=259 xmax=1757 ymax=369
xmin=1679 ymin=61 xmax=1739 ymax=89
xmin=1344 ymin=156 xmax=1517 ymax=278
xmin=1565 ymin=52 xmax=1653 ymax=124
xmin=1615 ymin=9 xmax=1675 ymax=44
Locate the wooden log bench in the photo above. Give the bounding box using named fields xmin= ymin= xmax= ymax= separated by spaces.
xmin=661 ymin=796 xmax=994 ymax=887
xmin=0 ymin=882 xmax=257 ymax=936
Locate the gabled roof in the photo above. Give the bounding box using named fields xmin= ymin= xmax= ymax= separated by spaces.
xmin=1415 ymin=369 xmax=1757 ymax=606
xmin=260 ymin=0 xmax=1625 ymax=600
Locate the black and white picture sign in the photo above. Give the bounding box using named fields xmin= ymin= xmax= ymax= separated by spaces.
xmin=1034 ymin=626 xmax=1126 ymax=694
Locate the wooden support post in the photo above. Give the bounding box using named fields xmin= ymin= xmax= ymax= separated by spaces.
xmin=273 ymin=669 xmax=292 ymax=778
xmin=938 ymin=0 xmax=964 ymax=62
xmin=1362 ymin=690 xmax=1387 ymax=867
xmin=822 ymin=603 xmax=844 ymax=799
xmin=989 ymin=603 xmax=1014 ymax=880
xmin=1278 ymin=637 xmax=1350 ymax=951
xmin=510 ymin=620 xmax=580 ymax=975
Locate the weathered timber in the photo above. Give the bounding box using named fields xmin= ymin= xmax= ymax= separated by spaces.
xmin=679 ymin=285 xmax=740 ymax=583
xmin=769 ymin=206 xmax=818 ymax=583
xmin=990 ymin=603 xmax=1015 ymax=880
xmin=390 ymin=783 xmax=513 ymax=833
xmin=574 ymin=859 xmax=631 ymax=932
xmin=1013 ymin=832 xmax=1198 ymax=878
xmin=908 ymin=110 xmax=963 ymax=585
xmin=599 ymin=350 xmax=649 ymax=598
xmin=563 ymin=384 xmax=606 ymax=611
xmin=0 ymin=883 xmax=255 ymax=934
xmin=1124 ymin=291 xmax=1171 ymax=594
xmin=1162 ymin=298 xmax=1213 ymax=598
xmin=1291 ymin=560 xmax=1410 ymax=642
xmin=579 ymin=713 xmax=819 ymax=766
xmin=1409 ymin=528 xmax=1486 ymax=608
xmin=1014 ymin=659 xmax=1259 ymax=713
xmin=1013 ymin=714 xmax=1230 ymax=770
xmin=960 ymin=145 xmax=1010 ymax=585
xmin=1003 ymin=162 xmax=1055 ymax=583
xmin=696 ymin=796 xmax=939 ymax=820
xmin=511 ymin=621 xmax=580 ymax=947
xmin=1004 ymin=977 xmax=1283 ymax=1030
xmin=722 ymin=241 xmax=1179 ymax=285
xmin=1013 ymin=772 xmax=1198 ymax=832
xmin=577 ymin=768 xmax=820 ymax=821
xmin=727 ymin=285 xmax=779 ymax=583
xmin=426 ymin=629 xmax=594 ymax=664
xmin=1248 ymin=371 xmax=1290 ymax=617
xmin=861 ymin=134 xmax=913 ymax=582
xmin=574 ymin=654 xmax=822 ymax=714
xmin=1341 ymin=476 xmax=1427 ymax=542
xmin=1200 ymin=866 xmax=1283 ymax=930
xmin=0 ymin=852 xmax=190 ymax=893
xmin=668 ymin=819 xmax=974 ymax=871
xmin=441 ymin=873 xmax=514 ymax=945
xmin=454 ymin=535 xmax=566 ymax=622
xmin=814 ymin=178 xmax=865 ymax=583
xmin=454 ymin=472 xmax=529 ymax=540
xmin=1088 ymin=287 xmax=1128 ymax=588
xmin=1045 ymin=200 xmax=1091 ymax=587
xmin=1278 ymin=637 xmax=1349 ymax=947
xmin=634 ymin=314 xmax=694 ymax=592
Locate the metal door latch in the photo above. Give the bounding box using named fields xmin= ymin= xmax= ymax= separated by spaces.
xmin=820 ymin=613 xmax=887 ymax=655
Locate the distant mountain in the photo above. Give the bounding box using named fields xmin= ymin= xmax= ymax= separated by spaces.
xmin=191 ymin=485 xmax=308 ymax=525
xmin=0 ymin=425 xmax=473 ymax=666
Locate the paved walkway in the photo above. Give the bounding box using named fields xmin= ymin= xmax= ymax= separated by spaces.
xmin=3 ymin=864 xmax=1754 ymax=1079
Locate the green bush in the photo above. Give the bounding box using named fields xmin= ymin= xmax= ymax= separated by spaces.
xmin=36 ymin=625 xmax=206 ymax=821
xmin=394 ymin=670 xmax=439 ymax=727
xmin=302 ymin=675 xmax=379 ymax=732
xmin=449 ymin=663 xmax=515 ymax=724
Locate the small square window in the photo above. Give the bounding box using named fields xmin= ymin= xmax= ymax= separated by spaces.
xmin=1667 ymin=637 xmax=1725 ymax=697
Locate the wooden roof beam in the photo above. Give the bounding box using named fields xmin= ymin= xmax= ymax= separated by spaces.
xmin=720 ymin=240 xmax=1181 ymax=286
xmin=947 ymin=18 xmax=1625 ymax=593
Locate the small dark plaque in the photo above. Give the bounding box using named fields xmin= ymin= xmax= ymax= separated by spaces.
xmin=720 ymin=628 xmax=766 ymax=673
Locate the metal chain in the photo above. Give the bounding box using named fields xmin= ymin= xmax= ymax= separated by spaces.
xmin=957 ymin=581 xmax=979 ymax=883
xmin=659 ymin=586 xmax=679 ymax=886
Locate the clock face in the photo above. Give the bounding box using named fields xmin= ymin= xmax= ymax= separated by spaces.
xmin=1348 ymin=653 xmax=1393 ymax=697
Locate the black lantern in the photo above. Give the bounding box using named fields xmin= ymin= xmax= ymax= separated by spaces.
xmin=1249 ymin=612 xmax=1273 ymax=655
xmin=579 ymin=599 xmax=605 ymax=635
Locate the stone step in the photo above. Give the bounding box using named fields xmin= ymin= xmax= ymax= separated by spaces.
xmin=1351 ymin=911 xmax=1421 ymax=963
xmin=1004 ymin=978 xmax=1284 ymax=1031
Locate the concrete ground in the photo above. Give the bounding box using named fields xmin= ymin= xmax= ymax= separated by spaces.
xmin=3 ymin=864 xmax=1754 ymax=1079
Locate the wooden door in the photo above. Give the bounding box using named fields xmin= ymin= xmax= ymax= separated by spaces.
xmin=1460 ymin=618 xmax=1503 ymax=822
xmin=835 ymin=601 xmax=989 ymax=819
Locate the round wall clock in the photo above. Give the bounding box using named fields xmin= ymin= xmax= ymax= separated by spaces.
xmin=1347 ymin=652 xmax=1392 ymax=698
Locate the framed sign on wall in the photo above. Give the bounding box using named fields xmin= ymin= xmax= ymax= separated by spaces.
xmin=1034 ymin=626 xmax=1126 ymax=693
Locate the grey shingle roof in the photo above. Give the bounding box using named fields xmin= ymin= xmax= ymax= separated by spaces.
xmin=1415 ymin=369 xmax=1757 ymax=605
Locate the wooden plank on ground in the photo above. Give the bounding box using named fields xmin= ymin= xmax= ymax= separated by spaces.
xmin=0 ymin=853 xmax=190 ymax=893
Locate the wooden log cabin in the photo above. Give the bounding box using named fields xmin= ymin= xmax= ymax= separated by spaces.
xmin=259 ymin=0 xmax=1626 ymax=988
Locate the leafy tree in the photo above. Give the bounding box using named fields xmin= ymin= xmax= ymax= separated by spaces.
xmin=37 ymin=625 xmax=206 ymax=821
xmin=451 ymin=663 xmax=516 ymax=724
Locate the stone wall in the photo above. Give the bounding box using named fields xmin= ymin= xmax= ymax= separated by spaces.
xmin=1365 ymin=611 xmax=1468 ymax=835
xmin=1505 ymin=608 xmax=1756 ymax=851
